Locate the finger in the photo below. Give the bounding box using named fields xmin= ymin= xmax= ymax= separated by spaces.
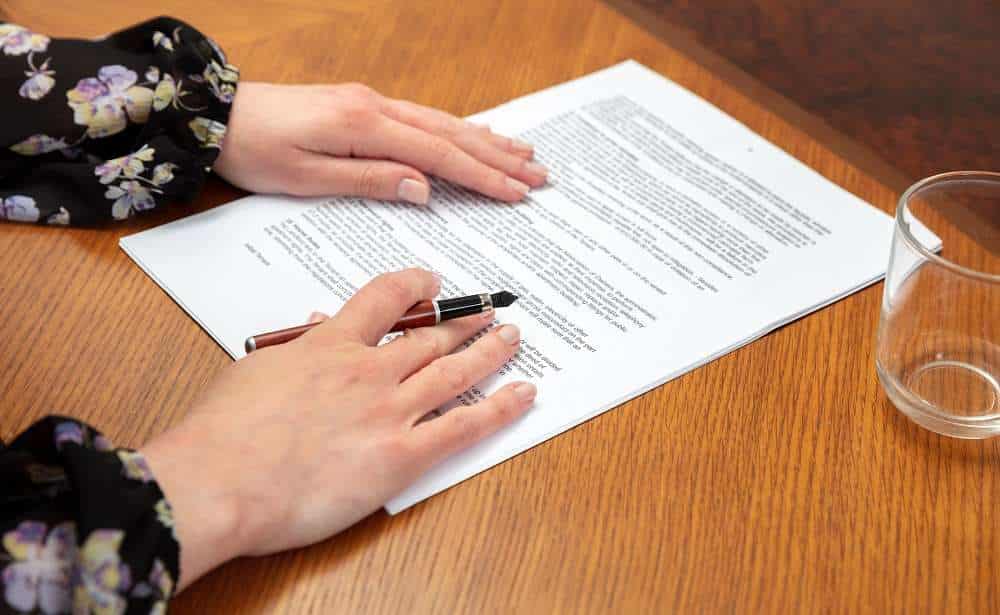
xmin=379 ymin=310 xmax=496 ymax=380
xmin=383 ymin=99 xmax=535 ymax=159
xmin=452 ymin=130 xmax=547 ymax=187
xmin=307 ymin=311 xmax=330 ymax=324
xmin=395 ymin=324 xmax=521 ymax=419
xmin=382 ymin=100 xmax=546 ymax=187
xmin=478 ymin=125 xmax=535 ymax=160
xmin=310 ymin=268 xmax=440 ymax=346
xmin=289 ymin=153 xmax=431 ymax=204
xmin=409 ymin=381 xmax=536 ymax=461
xmin=486 ymin=130 xmax=536 ymax=160
xmin=356 ymin=116 xmax=531 ymax=202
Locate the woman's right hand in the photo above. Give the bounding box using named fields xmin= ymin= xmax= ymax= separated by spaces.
xmin=141 ymin=268 xmax=535 ymax=590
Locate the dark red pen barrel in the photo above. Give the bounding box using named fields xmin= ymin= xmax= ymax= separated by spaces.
xmin=248 ymin=323 xmax=315 ymax=351
xmin=388 ymin=300 xmax=437 ymax=332
xmin=247 ymin=300 xmax=442 ymax=353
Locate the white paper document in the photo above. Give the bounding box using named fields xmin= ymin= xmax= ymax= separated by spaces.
xmin=121 ymin=61 xmax=933 ymax=513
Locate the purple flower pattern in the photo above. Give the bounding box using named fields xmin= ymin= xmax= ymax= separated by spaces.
xmin=53 ymin=422 xmax=85 ymax=449
xmin=71 ymin=530 xmax=131 ymax=615
xmin=0 ymin=24 xmax=48 ymax=56
xmin=66 ymin=65 xmax=154 ymax=138
xmin=52 ymin=420 xmax=114 ymax=451
xmin=1 ymin=522 xmax=74 ymax=614
xmin=3 ymin=24 xmax=236 ymax=225
xmin=189 ymin=116 xmax=227 ymax=149
xmin=130 ymin=559 xmax=173 ymax=615
xmin=1 ymin=196 xmax=40 ymax=223
xmin=117 ymin=451 xmax=155 ymax=483
xmin=20 ymin=56 xmax=56 ymax=100
xmin=0 ymin=24 xmax=55 ymax=101
xmin=94 ymin=146 xmax=155 ymax=185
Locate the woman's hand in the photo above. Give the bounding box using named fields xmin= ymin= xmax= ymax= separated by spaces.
xmin=141 ymin=269 xmax=535 ymax=590
xmin=213 ymin=82 xmax=548 ymax=204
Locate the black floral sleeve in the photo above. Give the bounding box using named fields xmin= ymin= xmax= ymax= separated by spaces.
xmin=0 ymin=15 xmax=235 ymax=613
xmin=0 ymin=16 xmax=238 ymax=226
xmin=1 ymin=418 xmax=178 ymax=614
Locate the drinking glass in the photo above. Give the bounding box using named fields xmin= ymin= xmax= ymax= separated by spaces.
xmin=876 ymin=171 xmax=1000 ymax=438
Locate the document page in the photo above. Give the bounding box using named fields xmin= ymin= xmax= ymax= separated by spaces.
xmin=121 ymin=61 xmax=930 ymax=513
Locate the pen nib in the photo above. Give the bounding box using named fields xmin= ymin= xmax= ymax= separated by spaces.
xmin=490 ymin=291 xmax=518 ymax=308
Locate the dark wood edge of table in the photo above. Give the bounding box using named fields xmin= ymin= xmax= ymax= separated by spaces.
xmin=603 ymin=0 xmax=916 ymax=196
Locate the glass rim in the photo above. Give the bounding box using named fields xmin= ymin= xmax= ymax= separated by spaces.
xmin=896 ymin=170 xmax=1000 ymax=284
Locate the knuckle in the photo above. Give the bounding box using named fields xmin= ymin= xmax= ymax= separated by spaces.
xmin=435 ymin=360 xmax=470 ymax=393
xmin=354 ymin=165 xmax=385 ymax=198
xmin=355 ymin=355 xmax=381 ymax=380
xmin=335 ymin=98 xmax=377 ymax=133
xmin=495 ymin=389 xmax=524 ymax=421
xmin=438 ymin=362 xmax=472 ymax=394
xmin=336 ymin=349 xmax=381 ymax=386
xmin=341 ymin=82 xmax=377 ymax=100
xmin=402 ymin=266 xmax=431 ymax=280
xmin=427 ymin=139 xmax=458 ymax=173
xmin=483 ymin=335 xmax=512 ymax=365
xmin=447 ymin=411 xmax=481 ymax=445
xmin=333 ymin=362 xmax=365 ymax=388
xmin=378 ymin=432 xmax=416 ymax=464
xmin=280 ymin=160 xmax=316 ymax=196
xmin=435 ymin=116 xmax=459 ymax=138
xmin=302 ymin=361 xmax=337 ymax=391
xmin=407 ymin=328 xmax=442 ymax=358
xmin=374 ymin=272 xmax=415 ymax=306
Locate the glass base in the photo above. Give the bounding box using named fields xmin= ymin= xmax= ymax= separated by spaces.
xmin=878 ymin=359 xmax=1000 ymax=439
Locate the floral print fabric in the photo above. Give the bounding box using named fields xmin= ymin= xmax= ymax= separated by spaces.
xmin=0 ymin=17 xmax=237 ymax=226
xmin=1 ymin=418 xmax=179 ymax=614
xmin=0 ymin=17 xmax=234 ymax=608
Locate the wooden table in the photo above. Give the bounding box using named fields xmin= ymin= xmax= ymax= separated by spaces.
xmin=609 ymin=0 xmax=1000 ymax=183
xmin=3 ymin=1 xmax=997 ymax=612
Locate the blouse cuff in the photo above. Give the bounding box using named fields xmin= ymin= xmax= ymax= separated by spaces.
xmin=0 ymin=417 xmax=178 ymax=614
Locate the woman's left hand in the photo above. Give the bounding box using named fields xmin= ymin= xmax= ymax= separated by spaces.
xmin=213 ymin=82 xmax=548 ymax=204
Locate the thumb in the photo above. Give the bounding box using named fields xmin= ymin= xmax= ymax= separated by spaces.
xmin=295 ymin=154 xmax=431 ymax=204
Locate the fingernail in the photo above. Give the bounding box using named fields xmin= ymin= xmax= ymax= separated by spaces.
xmin=397 ymin=178 xmax=429 ymax=205
xmin=497 ymin=324 xmax=520 ymax=344
xmin=505 ymin=177 xmax=530 ymax=197
xmin=524 ymin=161 xmax=548 ymax=179
xmin=514 ymin=382 xmax=537 ymax=402
xmin=512 ymin=139 xmax=534 ymax=154
xmin=480 ymin=309 xmax=495 ymax=320
xmin=308 ymin=311 xmax=325 ymax=322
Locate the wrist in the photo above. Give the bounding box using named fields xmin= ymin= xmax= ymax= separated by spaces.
xmin=141 ymin=418 xmax=248 ymax=591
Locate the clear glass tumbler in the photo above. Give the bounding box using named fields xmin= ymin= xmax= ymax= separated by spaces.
xmin=876 ymin=171 xmax=1000 ymax=438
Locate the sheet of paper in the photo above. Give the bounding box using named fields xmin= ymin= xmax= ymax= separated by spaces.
xmin=121 ymin=60 xmax=938 ymax=513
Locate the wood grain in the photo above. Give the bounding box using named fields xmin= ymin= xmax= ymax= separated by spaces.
xmin=2 ymin=1 xmax=998 ymax=613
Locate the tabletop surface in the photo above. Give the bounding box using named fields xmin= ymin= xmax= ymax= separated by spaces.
xmin=609 ymin=0 xmax=1000 ymax=184
xmin=2 ymin=1 xmax=998 ymax=613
